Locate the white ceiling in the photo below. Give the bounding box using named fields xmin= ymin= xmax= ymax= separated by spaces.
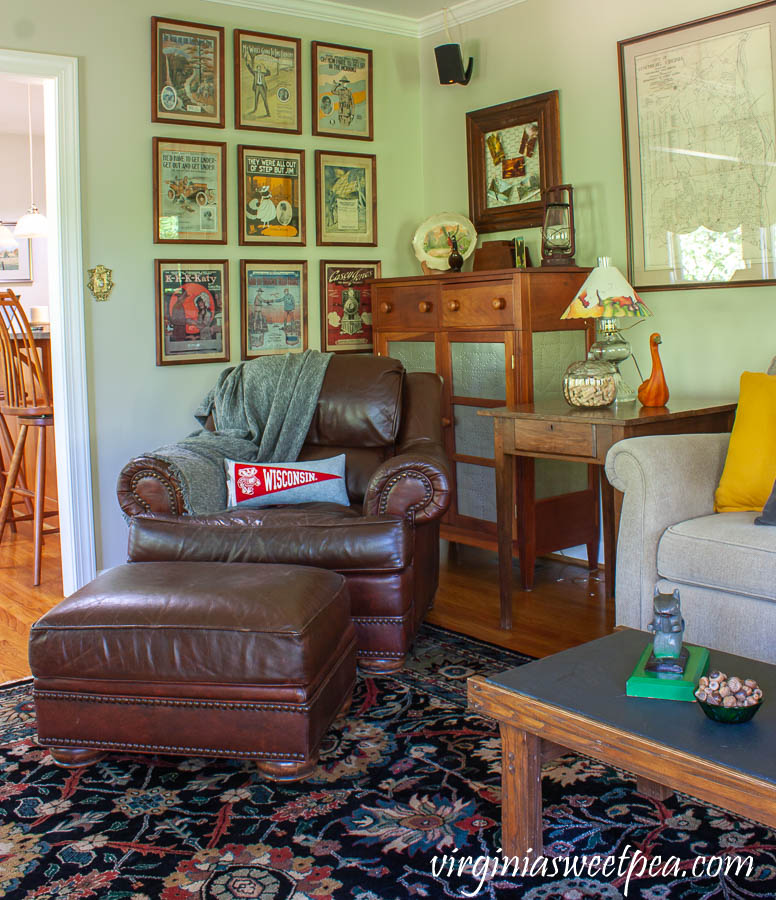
xmin=327 ymin=0 xmax=448 ymax=15
xmin=0 ymin=76 xmax=45 ymax=137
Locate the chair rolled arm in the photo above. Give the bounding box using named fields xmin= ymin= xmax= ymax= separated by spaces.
xmin=116 ymin=455 xmax=188 ymax=518
xmin=364 ymin=442 xmax=451 ymax=524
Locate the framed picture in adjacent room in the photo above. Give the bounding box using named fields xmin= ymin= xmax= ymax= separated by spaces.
xmin=153 ymin=137 xmax=227 ymax=243
xmin=237 ymin=145 xmax=305 ymax=246
xmin=240 ymin=259 xmax=308 ymax=358
xmin=234 ymin=29 xmax=301 ymax=134
xmin=151 ymin=17 xmax=225 ymax=128
xmin=619 ymin=4 xmax=776 ymax=289
xmin=0 ymin=227 xmax=32 ymax=284
xmin=466 ymin=91 xmax=561 ymax=233
xmin=155 ymin=259 xmax=229 ymax=365
xmin=315 ymin=150 xmax=377 ymax=246
xmin=320 ymin=260 xmax=381 ymax=354
xmin=312 ymin=41 xmax=373 ymax=141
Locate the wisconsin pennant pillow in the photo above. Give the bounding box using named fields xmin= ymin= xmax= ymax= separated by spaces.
xmin=224 ymin=454 xmax=349 ymax=509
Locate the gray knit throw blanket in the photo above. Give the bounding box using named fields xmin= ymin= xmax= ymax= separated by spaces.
xmin=148 ymin=350 xmax=332 ymax=514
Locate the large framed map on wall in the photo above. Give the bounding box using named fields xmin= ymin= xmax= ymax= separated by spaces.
xmin=619 ymin=3 xmax=776 ymax=290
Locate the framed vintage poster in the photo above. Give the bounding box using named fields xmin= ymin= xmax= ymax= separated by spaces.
xmin=320 ymin=260 xmax=381 ymax=354
xmin=619 ymin=4 xmax=776 ymax=289
xmin=237 ymin=145 xmax=305 ymax=246
xmin=240 ymin=259 xmax=308 ymax=358
xmin=155 ymin=259 xmax=229 ymax=366
xmin=0 ymin=227 xmax=32 ymax=284
xmin=151 ymin=17 xmax=225 ymax=128
xmin=312 ymin=41 xmax=373 ymax=141
xmin=153 ymin=138 xmax=226 ymax=244
xmin=234 ymin=29 xmax=301 ymax=134
xmin=315 ymin=150 xmax=377 ymax=246
xmin=465 ymin=91 xmax=561 ymax=233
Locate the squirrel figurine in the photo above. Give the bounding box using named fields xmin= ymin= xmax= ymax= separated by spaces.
xmin=638 ymin=332 xmax=669 ymax=407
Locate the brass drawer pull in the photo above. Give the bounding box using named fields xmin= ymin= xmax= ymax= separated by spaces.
xmin=441 ymin=416 xmax=452 ymax=427
xmin=447 ymin=299 xmax=460 ymax=312
xmin=418 ymin=301 xmax=432 ymax=313
xmin=492 ymin=297 xmax=506 ymax=310
xmin=380 ymin=301 xmax=392 ymax=313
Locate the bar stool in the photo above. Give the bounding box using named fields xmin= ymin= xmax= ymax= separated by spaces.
xmin=0 ymin=289 xmax=59 ymax=585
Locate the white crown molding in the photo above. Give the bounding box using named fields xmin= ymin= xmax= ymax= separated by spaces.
xmin=204 ymin=0 xmax=528 ymax=39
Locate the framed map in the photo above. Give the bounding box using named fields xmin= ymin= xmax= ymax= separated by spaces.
xmin=312 ymin=41 xmax=373 ymax=141
xmin=151 ymin=17 xmax=225 ymax=128
xmin=465 ymin=92 xmax=561 ymax=233
xmin=234 ymin=29 xmax=301 ymax=134
xmin=153 ymin=138 xmax=227 ymax=244
xmin=619 ymin=4 xmax=776 ymax=289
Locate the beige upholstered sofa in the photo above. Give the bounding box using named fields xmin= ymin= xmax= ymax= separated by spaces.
xmin=604 ymin=361 xmax=776 ymax=665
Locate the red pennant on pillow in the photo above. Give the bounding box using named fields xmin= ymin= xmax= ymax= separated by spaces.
xmin=234 ymin=463 xmax=341 ymax=503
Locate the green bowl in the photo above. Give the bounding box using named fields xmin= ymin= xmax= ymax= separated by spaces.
xmin=697 ymin=698 xmax=763 ymax=724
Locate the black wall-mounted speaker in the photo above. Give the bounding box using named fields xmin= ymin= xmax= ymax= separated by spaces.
xmin=434 ymin=43 xmax=473 ymax=85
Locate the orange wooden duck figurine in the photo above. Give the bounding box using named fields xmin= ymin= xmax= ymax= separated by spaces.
xmin=638 ymin=332 xmax=669 ymax=407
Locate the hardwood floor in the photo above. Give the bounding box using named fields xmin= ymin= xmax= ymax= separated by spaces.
xmin=0 ymin=533 xmax=612 ymax=683
xmin=0 ymin=523 xmax=63 ymax=683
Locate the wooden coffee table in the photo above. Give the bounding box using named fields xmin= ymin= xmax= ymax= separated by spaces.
xmin=468 ymin=629 xmax=776 ymax=859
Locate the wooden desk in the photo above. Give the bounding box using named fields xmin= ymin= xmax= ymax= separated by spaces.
xmin=480 ymin=398 xmax=736 ymax=628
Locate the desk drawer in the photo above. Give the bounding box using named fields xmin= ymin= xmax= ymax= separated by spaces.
xmin=514 ymin=420 xmax=595 ymax=457
xmin=372 ymin=285 xmax=439 ymax=330
xmin=441 ymin=282 xmax=514 ymax=327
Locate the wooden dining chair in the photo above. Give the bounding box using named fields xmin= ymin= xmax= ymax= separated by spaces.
xmin=0 ymin=289 xmax=59 ymax=585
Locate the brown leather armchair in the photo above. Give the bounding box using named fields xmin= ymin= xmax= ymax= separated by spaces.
xmin=117 ymin=356 xmax=451 ymax=672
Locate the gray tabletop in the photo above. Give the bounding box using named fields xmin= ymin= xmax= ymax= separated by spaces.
xmin=488 ymin=629 xmax=775 ymax=785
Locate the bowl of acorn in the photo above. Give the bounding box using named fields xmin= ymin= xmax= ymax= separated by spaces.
xmin=694 ymin=671 xmax=764 ymax=724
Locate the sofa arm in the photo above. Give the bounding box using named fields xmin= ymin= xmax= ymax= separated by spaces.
xmin=363 ymin=443 xmax=451 ymax=524
xmin=604 ymin=432 xmax=731 ymax=629
xmin=116 ymin=455 xmax=188 ymax=517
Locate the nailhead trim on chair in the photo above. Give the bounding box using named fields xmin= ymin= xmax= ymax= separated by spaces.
xmin=34 ymin=690 xmax=311 ymax=714
xmin=39 ymin=736 xmax=306 ymax=760
xmin=357 ymin=648 xmax=404 ymax=659
xmin=377 ymin=470 xmax=433 ymax=517
xmin=351 ymin=615 xmax=408 ymax=625
xmin=129 ymin=470 xmax=177 ymax=514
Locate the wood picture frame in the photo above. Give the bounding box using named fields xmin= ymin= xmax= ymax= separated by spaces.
xmin=237 ymin=145 xmax=305 ymax=246
xmin=315 ymin=150 xmax=377 ymax=246
xmin=153 ymin=137 xmax=227 ymax=244
xmin=320 ymin=260 xmax=381 ymax=354
xmin=155 ymin=259 xmax=230 ymax=366
xmin=619 ymin=3 xmax=776 ymax=290
xmin=466 ymin=91 xmax=561 ymax=233
xmin=234 ymin=29 xmax=302 ymax=134
xmin=151 ymin=17 xmax=225 ymax=128
xmin=240 ymin=259 xmax=308 ymax=358
xmin=0 ymin=226 xmax=32 ymax=284
xmin=311 ymin=41 xmax=373 ymax=141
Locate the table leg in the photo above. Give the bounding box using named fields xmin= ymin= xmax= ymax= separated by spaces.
xmin=514 ymin=456 xmax=536 ymax=592
xmin=500 ymin=724 xmax=543 ymax=861
xmin=601 ymin=476 xmax=616 ymax=601
xmin=636 ymin=776 xmax=673 ymax=802
xmin=494 ymin=425 xmax=515 ymax=630
xmin=586 ymin=465 xmax=601 ymax=572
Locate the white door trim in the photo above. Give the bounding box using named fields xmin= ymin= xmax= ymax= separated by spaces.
xmin=0 ymin=49 xmax=96 ymax=595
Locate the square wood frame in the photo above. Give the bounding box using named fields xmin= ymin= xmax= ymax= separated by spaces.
xmin=234 ymin=28 xmax=302 ymax=134
xmin=240 ymin=259 xmax=309 ymax=359
xmin=311 ymin=41 xmax=374 ymax=141
xmin=466 ymin=91 xmax=561 ymax=233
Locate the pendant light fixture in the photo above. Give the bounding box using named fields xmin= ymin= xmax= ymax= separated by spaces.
xmin=14 ymin=84 xmax=48 ymax=239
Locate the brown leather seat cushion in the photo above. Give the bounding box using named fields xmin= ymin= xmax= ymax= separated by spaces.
xmin=29 ymin=562 xmax=349 ymax=687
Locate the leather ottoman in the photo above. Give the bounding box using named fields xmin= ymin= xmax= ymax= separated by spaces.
xmin=28 ymin=561 xmax=356 ymax=781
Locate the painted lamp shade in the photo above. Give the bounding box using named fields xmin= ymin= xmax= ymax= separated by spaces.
xmin=560 ymin=258 xmax=652 ymax=321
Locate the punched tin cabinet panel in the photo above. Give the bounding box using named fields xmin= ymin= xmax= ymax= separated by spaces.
xmin=386 ymin=340 xmax=436 ymax=374
xmin=456 ymin=461 xmax=497 ymax=523
xmin=454 ymin=405 xmax=495 ymax=459
xmin=451 ymin=341 xmax=507 ymax=400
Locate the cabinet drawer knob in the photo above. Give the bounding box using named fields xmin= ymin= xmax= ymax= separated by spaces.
xmin=380 ymin=301 xmax=392 ymax=313
xmin=492 ymin=297 xmax=506 ymax=310
xmin=441 ymin=416 xmax=452 ymax=427
xmin=418 ymin=301 xmax=432 ymax=313
xmin=447 ymin=299 xmax=460 ymax=312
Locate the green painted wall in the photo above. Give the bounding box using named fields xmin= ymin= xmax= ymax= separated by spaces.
xmin=4 ymin=0 xmax=424 ymax=569
xmin=419 ymin=0 xmax=776 ymax=400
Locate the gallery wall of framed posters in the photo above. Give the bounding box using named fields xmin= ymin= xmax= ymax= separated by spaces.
xmin=152 ymin=17 xmax=225 ymax=128
xmin=234 ymin=29 xmax=301 ymax=134
xmin=155 ymin=259 xmax=230 ymax=366
xmin=153 ymin=137 xmax=227 ymax=244
xmin=237 ymin=145 xmax=305 ymax=246
xmin=240 ymin=260 xmax=308 ymax=358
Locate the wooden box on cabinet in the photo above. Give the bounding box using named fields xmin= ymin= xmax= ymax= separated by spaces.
xmin=372 ymin=266 xmax=597 ymax=569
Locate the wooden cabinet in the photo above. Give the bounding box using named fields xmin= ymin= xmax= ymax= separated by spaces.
xmin=372 ymin=267 xmax=598 ymax=562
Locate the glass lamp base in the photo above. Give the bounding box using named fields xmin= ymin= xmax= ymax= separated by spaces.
xmin=612 ymin=368 xmax=637 ymax=403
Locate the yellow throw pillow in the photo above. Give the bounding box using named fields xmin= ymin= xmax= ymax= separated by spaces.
xmin=715 ymin=372 xmax=776 ymax=512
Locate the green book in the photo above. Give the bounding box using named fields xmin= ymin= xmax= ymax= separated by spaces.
xmin=626 ymin=642 xmax=710 ymax=702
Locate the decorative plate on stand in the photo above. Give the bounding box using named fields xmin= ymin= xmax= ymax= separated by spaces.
xmin=412 ymin=213 xmax=478 ymax=271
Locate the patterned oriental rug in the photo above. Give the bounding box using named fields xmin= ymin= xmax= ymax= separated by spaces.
xmin=1 ymin=624 xmax=774 ymax=899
